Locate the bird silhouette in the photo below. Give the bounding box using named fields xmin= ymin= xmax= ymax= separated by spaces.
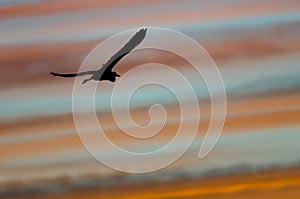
xmin=50 ymin=28 xmax=147 ymax=84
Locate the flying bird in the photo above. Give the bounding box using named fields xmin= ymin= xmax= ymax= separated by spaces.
xmin=50 ymin=28 xmax=147 ymax=84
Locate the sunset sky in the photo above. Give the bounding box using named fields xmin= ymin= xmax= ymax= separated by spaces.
xmin=0 ymin=0 xmax=299 ymax=198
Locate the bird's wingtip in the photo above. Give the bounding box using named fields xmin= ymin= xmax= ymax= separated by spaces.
xmin=82 ymin=78 xmax=91 ymax=84
xmin=139 ymin=27 xmax=147 ymax=32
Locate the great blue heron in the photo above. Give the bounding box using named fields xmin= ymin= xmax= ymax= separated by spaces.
xmin=50 ymin=28 xmax=147 ymax=84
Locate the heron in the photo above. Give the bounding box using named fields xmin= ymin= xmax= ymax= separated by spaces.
xmin=50 ymin=28 xmax=147 ymax=84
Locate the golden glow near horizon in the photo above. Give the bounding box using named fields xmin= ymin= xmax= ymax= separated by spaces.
xmin=93 ymin=176 xmax=300 ymax=199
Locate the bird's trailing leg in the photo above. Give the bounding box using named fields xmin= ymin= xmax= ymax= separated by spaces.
xmin=50 ymin=70 xmax=97 ymax=78
xmin=50 ymin=72 xmax=77 ymax=77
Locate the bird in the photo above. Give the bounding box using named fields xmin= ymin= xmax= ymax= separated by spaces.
xmin=50 ymin=28 xmax=147 ymax=84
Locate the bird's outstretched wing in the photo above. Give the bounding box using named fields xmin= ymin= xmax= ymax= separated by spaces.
xmin=50 ymin=70 xmax=96 ymax=77
xmin=100 ymin=28 xmax=147 ymax=73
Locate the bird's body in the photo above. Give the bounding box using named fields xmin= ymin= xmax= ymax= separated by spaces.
xmin=50 ymin=28 xmax=147 ymax=84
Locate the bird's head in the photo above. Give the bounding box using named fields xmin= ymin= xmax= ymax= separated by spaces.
xmin=114 ymin=72 xmax=121 ymax=77
xmin=109 ymin=71 xmax=121 ymax=82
